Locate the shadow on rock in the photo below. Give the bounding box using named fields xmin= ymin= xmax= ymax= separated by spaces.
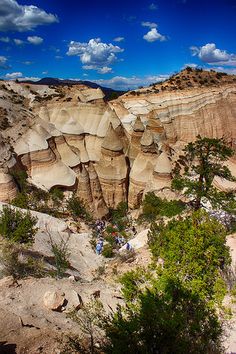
xmin=0 ymin=341 xmax=17 ymax=354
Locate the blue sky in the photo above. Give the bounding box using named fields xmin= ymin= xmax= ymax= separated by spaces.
xmin=0 ymin=0 xmax=236 ymax=89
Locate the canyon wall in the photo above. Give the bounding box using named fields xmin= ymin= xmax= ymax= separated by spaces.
xmin=0 ymin=79 xmax=236 ymax=214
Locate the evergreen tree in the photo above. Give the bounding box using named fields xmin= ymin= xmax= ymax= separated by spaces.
xmin=171 ymin=136 xmax=235 ymax=210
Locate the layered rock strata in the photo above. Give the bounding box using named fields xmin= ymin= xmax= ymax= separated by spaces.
xmin=0 ymin=78 xmax=236 ymax=211
xmin=111 ymin=83 xmax=236 ymax=205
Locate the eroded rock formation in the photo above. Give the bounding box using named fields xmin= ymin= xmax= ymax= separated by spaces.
xmin=0 ymin=70 xmax=236 ymax=212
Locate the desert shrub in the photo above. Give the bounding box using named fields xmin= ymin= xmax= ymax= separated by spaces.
xmin=109 ymin=202 xmax=129 ymax=231
xmin=105 ymin=225 xmax=116 ymax=234
xmin=10 ymin=170 xmax=28 ymax=192
xmin=11 ymin=192 xmax=29 ymax=209
xmin=139 ymin=192 xmax=185 ymax=222
xmin=104 ymin=234 xmax=116 ymax=246
xmin=50 ymin=187 xmax=64 ymax=204
xmin=172 ymin=136 xmax=235 ymax=211
xmin=101 ymin=212 xmax=229 ymax=353
xmin=185 ymin=66 xmax=193 ymax=72
xmin=0 ymin=206 xmax=37 ymax=244
xmin=49 ymin=237 xmax=70 ymax=278
xmin=0 ymin=242 xmax=45 ymax=279
xmin=96 ymin=265 xmax=105 ymax=277
xmin=102 ymin=272 xmax=223 ymax=354
xmin=30 ymin=187 xmax=49 ymax=203
xmin=67 ymin=195 xmax=91 ymax=221
xmin=67 ymin=300 xmax=104 ymax=354
xmin=111 ymin=201 xmax=128 ymax=219
xmin=102 ymin=244 xmax=114 ymax=258
xmin=148 ymin=210 xmax=230 ymax=299
xmin=159 ymin=198 xmax=186 ymax=217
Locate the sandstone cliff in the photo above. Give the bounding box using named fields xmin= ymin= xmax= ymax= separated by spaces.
xmin=0 ymin=69 xmax=235 ymax=212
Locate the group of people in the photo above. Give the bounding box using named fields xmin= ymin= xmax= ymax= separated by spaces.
xmin=94 ymin=219 xmax=135 ymax=255
xmin=94 ymin=219 xmax=106 ymax=255
xmin=95 ymin=219 xmax=105 ymax=233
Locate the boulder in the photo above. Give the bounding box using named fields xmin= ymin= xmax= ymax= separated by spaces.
xmin=64 ymin=290 xmax=83 ymax=312
xmin=43 ymin=290 xmax=65 ymax=311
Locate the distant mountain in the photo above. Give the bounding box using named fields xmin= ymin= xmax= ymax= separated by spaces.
xmin=21 ymin=77 xmax=126 ymax=100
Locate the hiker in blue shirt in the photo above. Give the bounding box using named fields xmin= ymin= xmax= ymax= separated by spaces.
xmin=126 ymin=242 xmax=132 ymax=251
xmin=96 ymin=243 xmax=102 ymax=255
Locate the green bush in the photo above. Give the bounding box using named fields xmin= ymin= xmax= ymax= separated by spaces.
xmin=10 ymin=170 xmax=28 ymax=192
xmin=0 ymin=206 xmax=38 ymax=244
xmin=102 ymin=272 xmax=223 ymax=354
xmin=109 ymin=202 xmax=129 ymax=231
xmin=102 ymin=244 xmax=114 ymax=258
xmin=0 ymin=243 xmax=45 ymax=279
xmin=50 ymin=187 xmax=64 ymax=205
xmin=111 ymin=202 xmax=128 ymax=220
xmin=140 ymin=192 xmax=185 ymax=222
xmin=104 ymin=234 xmax=116 ymax=246
xmin=67 ymin=195 xmax=91 ymax=221
xmin=100 ymin=211 xmax=229 ymax=354
xmin=159 ymin=199 xmax=186 ymax=217
xmin=50 ymin=238 xmax=70 ymax=278
xmin=148 ymin=210 xmax=230 ymax=299
xmin=11 ymin=192 xmax=29 ymax=209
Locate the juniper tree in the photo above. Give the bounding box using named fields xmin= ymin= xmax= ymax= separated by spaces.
xmin=171 ymin=136 xmax=235 ymax=210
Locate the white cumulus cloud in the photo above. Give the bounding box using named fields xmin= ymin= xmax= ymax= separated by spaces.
xmin=14 ymin=38 xmax=24 ymax=45
xmin=190 ymin=43 xmax=236 ymax=66
xmin=143 ymin=28 xmax=166 ymax=42
xmin=67 ymin=38 xmax=123 ymax=73
xmin=92 ymin=74 xmax=169 ymax=90
xmin=0 ymin=0 xmax=58 ymax=32
xmin=0 ymin=36 xmax=10 ymax=43
xmin=141 ymin=21 xmax=157 ymax=28
xmin=27 ymin=36 xmax=43 ymax=45
xmin=182 ymin=63 xmax=198 ymax=69
xmin=98 ymin=66 xmax=113 ymax=74
xmin=18 ymin=76 xmax=40 ymax=81
xmin=5 ymin=72 xmax=22 ymax=79
xmin=113 ymin=37 xmax=125 ymax=42
xmin=22 ymin=61 xmax=33 ymax=65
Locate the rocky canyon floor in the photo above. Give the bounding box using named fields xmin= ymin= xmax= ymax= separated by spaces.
xmin=0 ymin=68 xmax=236 ymax=353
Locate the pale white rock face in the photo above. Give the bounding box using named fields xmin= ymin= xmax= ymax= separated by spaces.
xmin=213 ymin=176 xmax=236 ymax=192
xmin=129 ymin=152 xmax=158 ymax=207
xmin=55 ymin=136 xmax=81 ymax=167
xmin=30 ymin=160 xmax=77 ymax=190
xmin=84 ymin=135 xmax=103 ymax=161
xmin=140 ymin=130 xmax=154 ymax=146
xmin=65 ymin=135 xmax=90 ymax=163
xmin=77 ymin=87 xmax=105 ymax=102
xmin=38 ymin=103 xmax=120 ymax=137
xmin=130 ymin=152 xmax=158 ymax=183
xmin=0 ymin=136 xmax=18 ymax=202
xmin=133 ymin=117 xmax=145 ymax=132
xmin=0 ymin=202 xmax=68 ymax=234
xmin=102 ymin=123 xmax=124 ymax=152
xmin=120 ymin=229 xmax=149 ymax=250
xmin=5 ymin=85 xmax=127 ymax=209
xmin=154 ymin=151 xmax=172 ymax=174
xmin=14 ymin=124 xmax=50 ymax=155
